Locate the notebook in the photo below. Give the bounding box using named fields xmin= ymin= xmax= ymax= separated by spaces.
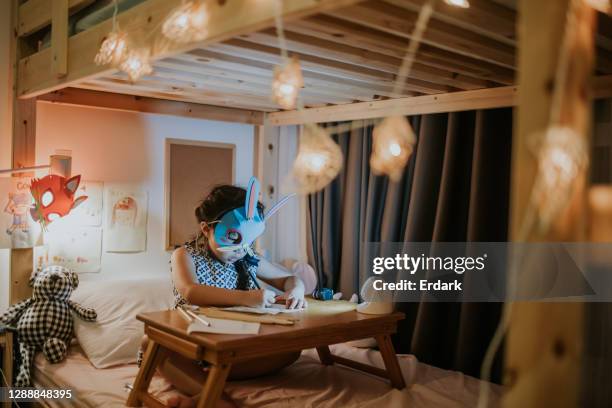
xmin=187 ymin=317 xmax=260 ymax=335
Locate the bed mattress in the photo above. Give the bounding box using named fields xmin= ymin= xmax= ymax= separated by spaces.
xmin=33 ymin=342 xmax=501 ymax=407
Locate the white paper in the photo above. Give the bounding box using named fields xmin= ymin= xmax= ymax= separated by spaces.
xmin=0 ymin=178 xmax=42 ymax=249
xmin=40 ymin=221 xmax=102 ymax=273
xmin=221 ymin=305 xmax=303 ymax=315
xmin=69 ymin=181 xmax=103 ymax=226
xmin=104 ymin=186 xmax=148 ymax=252
xmin=187 ymin=317 xmax=260 ymax=335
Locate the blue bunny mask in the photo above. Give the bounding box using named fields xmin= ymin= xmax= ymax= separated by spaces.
xmin=213 ymin=177 xmax=293 ymax=254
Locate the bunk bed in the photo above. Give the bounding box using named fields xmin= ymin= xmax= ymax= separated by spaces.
xmin=6 ymin=0 xmax=612 ymax=407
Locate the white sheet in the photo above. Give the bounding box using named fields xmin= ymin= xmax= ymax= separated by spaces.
xmin=33 ymin=343 xmax=502 ymax=407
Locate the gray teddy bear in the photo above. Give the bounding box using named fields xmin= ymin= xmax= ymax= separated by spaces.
xmin=0 ymin=265 xmax=97 ymax=387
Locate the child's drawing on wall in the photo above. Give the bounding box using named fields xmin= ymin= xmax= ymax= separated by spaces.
xmin=104 ymin=186 xmax=148 ymax=252
xmin=70 ymin=181 xmax=103 ymax=226
xmin=111 ymin=196 xmax=138 ymax=227
xmin=4 ymin=191 xmax=30 ymax=235
xmin=0 ymin=178 xmax=41 ymax=249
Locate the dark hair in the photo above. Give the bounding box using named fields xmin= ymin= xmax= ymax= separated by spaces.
xmin=194 ymin=184 xmax=264 ymax=291
xmin=195 ymin=184 xmax=265 ymax=224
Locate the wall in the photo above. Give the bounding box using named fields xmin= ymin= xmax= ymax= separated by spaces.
xmin=0 ymin=0 xmax=12 ymax=312
xmin=35 ymin=102 xmax=255 ymax=281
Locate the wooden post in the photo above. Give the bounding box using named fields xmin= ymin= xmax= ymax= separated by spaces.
xmin=9 ymin=0 xmax=36 ymax=305
xmin=51 ymin=0 xmax=69 ymax=77
xmin=504 ymin=0 xmax=596 ymax=407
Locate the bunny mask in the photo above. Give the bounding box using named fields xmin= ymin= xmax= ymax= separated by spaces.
xmin=213 ymin=177 xmax=294 ymax=256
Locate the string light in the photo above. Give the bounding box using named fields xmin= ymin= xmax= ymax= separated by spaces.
xmin=531 ymin=126 xmax=587 ymax=231
xmin=585 ymin=0 xmax=610 ymax=12
xmin=272 ymin=56 xmax=304 ymax=110
xmin=444 ymin=0 xmax=470 ymax=8
xmin=119 ymin=49 xmax=153 ymax=81
xmin=370 ymin=116 xmax=416 ymax=181
xmin=162 ymin=1 xmax=210 ymax=43
xmin=94 ymin=31 xmax=128 ymax=66
xmin=290 ymin=124 xmax=343 ymax=194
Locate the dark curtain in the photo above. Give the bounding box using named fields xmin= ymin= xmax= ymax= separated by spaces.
xmin=306 ymin=108 xmax=513 ymax=381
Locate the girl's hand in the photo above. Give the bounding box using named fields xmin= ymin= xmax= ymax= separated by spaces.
xmin=283 ymin=286 xmax=307 ymax=309
xmin=242 ymin=289 xmax=276 ymax=308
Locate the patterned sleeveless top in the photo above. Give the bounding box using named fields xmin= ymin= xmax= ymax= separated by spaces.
xmin=171 ymin=240 xmax=259 ymax=308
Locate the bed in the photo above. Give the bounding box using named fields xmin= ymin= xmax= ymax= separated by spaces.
xmin=33 ymin=342 xmax=501 ymax=408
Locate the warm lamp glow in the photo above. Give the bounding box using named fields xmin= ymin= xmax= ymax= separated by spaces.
xmin=370 ymin=116 xmax=416 ymax=181
xmin=272 ymin=56 xmax=304 ymax=110
xmin=94 ymin=31 xmax=128 ymax=66
xmin=119 ymin=49 xmax=153 ymax=81
xmin=585 ymin=0 xmax=610 ymax=12
xmin=532 ymin=126 xmax=588 ymax=230
xmin=290 ymin=124 xmax=343 ymax=194
xmin=444 ymin=0 xmax=470 ymax=8
xmin=162 ymin=1 xmax=210 ymax=43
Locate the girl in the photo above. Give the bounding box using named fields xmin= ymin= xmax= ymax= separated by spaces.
xmin=146 ymin=182 xmax=306 ymax=408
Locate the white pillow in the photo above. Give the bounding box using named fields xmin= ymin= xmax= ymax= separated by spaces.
xmin=71 ymin=277 xmax=174 ymax=368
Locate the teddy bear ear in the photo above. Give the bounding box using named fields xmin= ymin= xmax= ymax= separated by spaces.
xmin=29 ymin=268 xmax=41 ymax=286
xmin=68 ymin=272 xmax=79 ymax=288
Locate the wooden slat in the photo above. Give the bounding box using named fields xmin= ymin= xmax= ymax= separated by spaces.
xmin=17 ymin=0 xmax=366 ymax=98
xmin=18 ymin=0 xmax=94 ymax=37
xmin=51 ymin=0 xmax=69 ymax=77
xmin=240 ymin=29 xmax=495 ymax=90
xmin=385 ymin=0 xmax=516 ymax=44
xmin=327 ymin=0 xmax=515 ymax=68
xmin=155 ymin=58 xmax=407 ymax=101
xmin=37 ymin=87 xmax=265 ymax=125
xmin=504 ymin=0 xmax=596 ymax=407
xmin=207 ymin=41 xmax=456 ymax=94
xmin=171 ymin=51 xmax=421 ymax=98
xmin=266 ymin=85 xmax=518 ymax=125
xmin=289 ymin=15 xmax=515 ymax=84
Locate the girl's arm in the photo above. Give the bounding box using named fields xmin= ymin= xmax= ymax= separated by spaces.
xmin=257 ymin=258 xmax=307 ymax=309
xmin=171 ymin=247 xmax=274 ymax=307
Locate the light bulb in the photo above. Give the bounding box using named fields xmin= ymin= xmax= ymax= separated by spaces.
xmin=272 ymin=56 xmax=304 ymax=110
xmin=94 ymin=31 xmax=128 ymax=66
xmin=162 ymin=1 xmax=209 ymax=43
xmin=290 ymin=124 xmax=343 ymax=193
xmin=389 ymin=142 xmax=402 ymax=157
xmin=120 ymin=49 xmax=153 ymax=81
xmin=444 ymin=0 xmax=470 ymax=7
xmin=371 ymin=116 xmax=416 ymax=181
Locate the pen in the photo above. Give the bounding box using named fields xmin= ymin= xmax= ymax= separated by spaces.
xmin=185 ymin=308 xmax=211 ymax=327
xmin=177 ymin=306 xmax=194 ymax=323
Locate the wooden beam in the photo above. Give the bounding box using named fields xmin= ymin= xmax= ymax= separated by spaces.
xmin=266 ymin=85 xmax=518 ymax=125
xmin=17 ymin=0 xmax=94 ymax=37
xmin=51 ymin=0 xmax=69 ymax=77
xmin=17 ymin=0 xmax=365 ymax=98
xmin=326 ymin=0 xmax=515 ymax=68
xmin=37 ymin=87 xmax=265 ymax=125
xmin=504 ymin=1 xmax=596 ymax=407
xmin=265 ymin=75 xmax=612 ymax=126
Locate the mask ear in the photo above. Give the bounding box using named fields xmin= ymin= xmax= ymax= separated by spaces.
xmin=265 ymin=193 xmax=297 ymax=220
xmin=244 ymin=177 xmax=260 ymax=220
xmin=65 ymin=175 xmax=81 ymax=195
xmin=72 ymin=195 xmax=88 ymax=210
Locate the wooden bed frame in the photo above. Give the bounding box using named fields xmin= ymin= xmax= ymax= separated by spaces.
xmin=6 ymin=0 xmax=612 ymax=406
